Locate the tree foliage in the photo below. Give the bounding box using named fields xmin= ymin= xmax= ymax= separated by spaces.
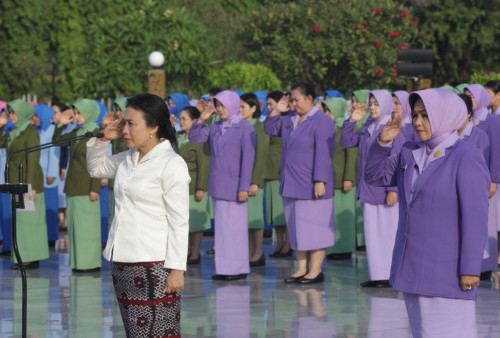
xmin=240 ymin=0 xmax=431 ymax=94
xmin=210 ymin=62 xmax=282 ymax=92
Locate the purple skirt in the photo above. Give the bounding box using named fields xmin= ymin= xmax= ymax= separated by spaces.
xmin=282 ymin=197 xmax=335 ymax=251
xmin=403 ymin=292 xmax=477 ymax=338
xmin=213 ymin=198 xmax=250 ymax=275
xmin=362 ymin=202 xmax=399 ymax=281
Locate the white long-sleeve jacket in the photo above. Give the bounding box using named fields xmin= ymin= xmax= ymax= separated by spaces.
xmin=86 ymin=138 xmax=190 ymax=271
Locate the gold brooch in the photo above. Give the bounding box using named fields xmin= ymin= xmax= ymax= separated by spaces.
xmin=434 ymin=150 xmax=441 ymax=158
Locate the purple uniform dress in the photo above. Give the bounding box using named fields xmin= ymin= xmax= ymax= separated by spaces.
xmin=465 ymin=84 xmax=500 ymax=272
xmin=365 ymin=89 xmax=489 ymax=337
xmin=264 ymin=105 xmax=336 ymax=251
xmin=189 ymin=90 xmax=256 ymax=275
xmin=341 ymin=90 xmax=404 ymax=281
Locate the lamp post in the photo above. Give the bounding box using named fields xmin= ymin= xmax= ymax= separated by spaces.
xmin=148 ymin=51 xmax=166 ymax=98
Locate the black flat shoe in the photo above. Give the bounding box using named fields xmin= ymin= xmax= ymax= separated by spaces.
xmin=275 ymin=249 xmax=293 ymax=258
xmin=206 ymin=248 xmax=215 ymax=256
xmin=326 ymin=252 xmax=352 ymax=261
xmin=480 ymin=271 xmax=492 ymax=280
xmin=187 ymin=256 xmax=200 ymax=265
xmin=269 ymin=251 xmax=281 ymax=257
xmin=284 ymin=274 xmax=306 ymax=283
xmin=360 ymin=280 xmax=390 ymax=288
xmin=11 ymin=261 xmax=39 ymax=270
xmin=212 ymin=274 xmax=247 ymax=281
xmin=298 ymin=272 xmax=324 ymax=284
xmin=250 ymin=255 xmax=265 ymax=267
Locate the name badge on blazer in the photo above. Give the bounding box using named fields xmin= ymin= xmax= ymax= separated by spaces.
xmin=400 ymin=164 xmax=408 ymax=170
xmin=285 ymin=125 xmax=293 ymax=129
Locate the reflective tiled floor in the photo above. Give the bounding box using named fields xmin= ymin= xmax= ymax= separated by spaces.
xmin=1 ymin=234 xmax=500 ymax=337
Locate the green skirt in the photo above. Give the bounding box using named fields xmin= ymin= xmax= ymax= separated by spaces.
xmin=189 ymin=193 xmax=211 ymax=233
xmin=354 ymin=190 xmax=365 ymax=246
xmin=66 ymin=195 xmax=101 ymax=270
xmin=248 ymin=188 xmax=264 ymax=229
xmin=264 ymin=179 xmax=286 ymax=226
xmin=327 ymin=188 xmax=356 ymax=254
xmin=12 ymin=192 xmax=49 ymax=263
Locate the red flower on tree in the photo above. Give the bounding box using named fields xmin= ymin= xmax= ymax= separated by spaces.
xmin=388 ymin=31 xmax=400 ymax=39
xmin=374 ymin=40 xmax=382 ymax=48
xmin=312 ymin=25 xmax=322 ymax=33
xmin=402 ymin=10 xmax=409 ymax=18
xmin=374 ymin=67 xmax=383 ymax=76
xmin=411 ymin=17 xmax=419 ymax=25
xmin=392 ymin=72 xmax=398 ymax=77
xmin=372 ymin=7 xmax=382 ymax=14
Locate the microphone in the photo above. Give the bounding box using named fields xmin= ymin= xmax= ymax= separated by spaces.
xmin=5 ymin=131 xmax=103 ymax=184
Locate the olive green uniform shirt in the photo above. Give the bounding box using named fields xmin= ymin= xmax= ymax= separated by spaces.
xmin=0 ymin=125 xmax=44 ymax=192
xmin=53 ymin=126 xmax=101 ymax=196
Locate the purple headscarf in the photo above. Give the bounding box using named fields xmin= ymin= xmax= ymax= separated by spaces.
xmin=464 ymin=84 xmax=491 ymax=123
xmin=213 ymin=90 xmax=241 ymax=123
xmin=367 ymin=89 xmax=394 ymax=136
xmin=409 ymin=88 xmax=467 ymax=149
xmin=393 ymin=90 xmax=411 ymax=124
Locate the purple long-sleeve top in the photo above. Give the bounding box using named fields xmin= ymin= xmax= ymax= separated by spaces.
xmin=365 ymin=139 xmax=489 ymax=300
xmin=474 ymin=114 xmax=500 ymax=182
xmin=340 ymin=118 xmax=405 ymax=204
xmin=460 ymin=122 xmax=490 ymax=168
xmin=263 ymin=107 xmax=335 ymax=200
xmin=188 ymin=119 xmax=256 ymax=201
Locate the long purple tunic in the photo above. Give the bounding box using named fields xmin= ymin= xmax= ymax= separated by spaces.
xmin=365 ymin=139 xmax=489 ymax=300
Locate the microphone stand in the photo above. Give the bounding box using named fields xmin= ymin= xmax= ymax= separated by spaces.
xmin=0 ymin=130 xmax=101 ymax=338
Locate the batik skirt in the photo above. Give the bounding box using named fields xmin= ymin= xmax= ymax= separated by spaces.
xmin=112 ymin=261 xmax=181 ymax=337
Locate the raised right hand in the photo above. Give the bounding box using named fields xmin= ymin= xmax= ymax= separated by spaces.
xmin=58 ymin=109 xmax=74 ymax=126
xmin=349 ymin=104 xmax=368 ymax=122
xmin=0 ymin=110 xmax=9 ymax=126
xmin=270 ymin=95 xmax=290 ymax=116
xmin=102 ymin=118 xmax=125 ymax=140
xmin=199 ymin=102 xmax=215 ymax=122
xmin=378 ymin=115 xmax=403 ymax=145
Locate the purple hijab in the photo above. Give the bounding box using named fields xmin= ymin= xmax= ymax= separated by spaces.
xmin=213 ymin=90 xmax=241 ymax=128
xmin=464 ymin=84 xmax=491 ymax=122
xmin=393 ymin=90 xmax=411 ymax=124
xmin=409 ymin=88 xmax=467 ymax=149
xmin=367 ymin=89 xmax=394 ymax=136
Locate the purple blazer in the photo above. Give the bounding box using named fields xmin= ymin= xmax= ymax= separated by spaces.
xmin=462 ymin=125 xmax=490 ymax=168
xmin=264 ymin=109 xmax=335 ymax=200
xmin=189 ymin=119 xmax=256 ymax=201
xmin=365 ymin=140 xmax=489 ymax=300
xmin=475 ymin=114 xmax=500 ymax=182
xmin=340 ymin=119 xmax=404 ymax=204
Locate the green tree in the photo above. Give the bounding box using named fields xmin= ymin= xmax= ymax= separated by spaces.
xmin=240 ymin=0 xmax=431 ymax=94
xmin=210 ymin=62 xmax=282 ymax=92
xmin=413 ymin=0 xmax=500 ymax=84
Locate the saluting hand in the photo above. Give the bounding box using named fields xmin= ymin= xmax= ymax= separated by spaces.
xmin=199 ymin=102 xmax=215 ymax=122
xmin=314 ymin=182 xmax=326 ymax=199
xmin=349 ymin=104 xmax=368 ymax=122
xmin=0 ymin=110 xmax=9 ymax=126
xmin=164 ymin=270 xmax=184 ymax=294
xmin=270 ymin=95 xmax=290 ymax=116
xmin=378 ymin=115 xmax=403 ymax=145
xmin=102 ymin=118 xmax=125 ymax=141
xmin=58 ymin=109 xmax=74 ymax=127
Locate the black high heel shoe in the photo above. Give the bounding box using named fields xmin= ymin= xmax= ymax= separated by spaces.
xmin=11 ymin=261 xmax=39 ymax=270
xmin=250 ymin=254 xmax=265 ymax=267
